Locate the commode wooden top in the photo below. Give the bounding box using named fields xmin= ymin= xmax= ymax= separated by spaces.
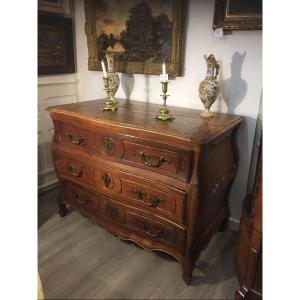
xmin=49 ymin=98 xmax=243 ymax=144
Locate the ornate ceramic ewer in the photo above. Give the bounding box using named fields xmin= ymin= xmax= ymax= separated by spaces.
xmin=106 ymin=52 xmax=120 ymax=105
xmin=198 ymin=54 xmax=220 ymax=118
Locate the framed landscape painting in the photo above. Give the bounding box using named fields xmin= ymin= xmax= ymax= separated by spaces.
xmin=84 ymin=0 xmax=186 ymax=76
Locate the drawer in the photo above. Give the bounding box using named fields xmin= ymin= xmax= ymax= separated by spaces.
xmin=125 ymin=210 xmax=185 ymax=253
xmin=53 ymin=153 xmax=95 ymax=187
xmin=94 ymin=132 xmax=192 ymax=183
xmin=98 ymin=196 xmax=185 ymax=253
xmin=57 ymin=122 xmax=95 ymax=151
xmin=62 ymin=181 xmax=100 ymax=215
xmin=94 ymin=163 xmax=186 ymax=225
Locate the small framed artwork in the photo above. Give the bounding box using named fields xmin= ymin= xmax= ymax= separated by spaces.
xmin=213 ymin=0 xmax=262 ymax=31
xmin=84 ymin=0 xmax=186 ymax=76
xmin=38 ymin=13 xmax=75 ymax=75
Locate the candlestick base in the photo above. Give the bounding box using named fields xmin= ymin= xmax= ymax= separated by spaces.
xmin=102 ymin=101 xmax=118 ymax=112
xmin=155 ymin=105 xmax=174 ymax=121
xmin=200 ymin=110 xmax=214 ymax=119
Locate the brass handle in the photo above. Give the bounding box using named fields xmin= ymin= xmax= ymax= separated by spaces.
xmin=132 ymin=189 xmax=147 ymax=200
xmin=135 ymin=151 xmax=170 ymax=168
xmin=146 ymin=195 xmax=164 ymax=207
xmin=132 ymin=190 xmax=163 ymax=207
xmin=65 ymin=132 xmax=85 ymax=145
xmin=75 ymin=193 xmax=88 ymax=205
xmin=67 ymin=164 xmax=84 ymax=177
xmin=137 ymin=220 xmax=163 ymax=238
xmin=101 ymin=173 xmax=111 ymax=188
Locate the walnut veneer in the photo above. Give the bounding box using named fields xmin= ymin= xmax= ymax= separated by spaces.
xmin=49 ymin=98 xmax=243 ymax=285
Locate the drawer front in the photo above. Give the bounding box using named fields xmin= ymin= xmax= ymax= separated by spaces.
xmin=125 ymin=211 xmax=185 ymax=253
xmin=54 ymin=154 xmax=95 ymax=187
xmin=62 ymin=181 xmax=100 ymax=215
xmin=95 ymin=133 xmax=192 ymax=183
xmin=94 ymin=163 xmax=186 ymax=225
xmin=98 ymin=196 xmax=185 ymax=253
xmin=57 ymin=122 xmax=95 ymax=151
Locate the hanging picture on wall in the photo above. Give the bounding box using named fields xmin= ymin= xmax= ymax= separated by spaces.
xmin=38 ymin=13 xmax=75 ymax=75
xmin=213 ymin=0 xmax=262 ymax=31
xmin=84 ymin=0 xmax=186 ymax=76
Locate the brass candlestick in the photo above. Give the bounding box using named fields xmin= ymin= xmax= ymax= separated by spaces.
xmin=102 ymin=77 xmax=117 ymax=112
xmin=155 ymin=81 xmax=174 ymax=121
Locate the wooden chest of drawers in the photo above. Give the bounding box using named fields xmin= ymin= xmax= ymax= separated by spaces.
xmin=49 ymin=99 xmax=243 ymax=285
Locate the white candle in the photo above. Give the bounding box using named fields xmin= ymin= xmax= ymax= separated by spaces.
xmin=162 ymin=62 xmax=166 ymax=75
xmin=101 ymin=60 xmax=107 ymax=78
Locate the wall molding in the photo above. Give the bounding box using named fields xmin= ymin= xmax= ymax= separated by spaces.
xmin=38 ymin=179 xmax=59 ymax=195
xmin=38 ymin=74 xmax=79 ymax=86
xmin=228 ymin=217 xmax=240 ymax=232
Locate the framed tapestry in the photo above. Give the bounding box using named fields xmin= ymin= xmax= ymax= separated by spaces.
xmin=38 ymin=13 xmax=75 ymax=75
xmin=84 ymin=0 xmax=186 ymax=76
xmin=213 ymin=0 xmax=262 ymax=31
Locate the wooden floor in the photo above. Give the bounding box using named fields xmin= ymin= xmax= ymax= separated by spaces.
xmin=38 ymin=187 xmax=239 ymax=299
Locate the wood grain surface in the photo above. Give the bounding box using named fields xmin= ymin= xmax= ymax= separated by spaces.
xmin=48 ymin=98 xmax=243 ymax=285
xmin=39 ymin=189 xmax=239 ymax=299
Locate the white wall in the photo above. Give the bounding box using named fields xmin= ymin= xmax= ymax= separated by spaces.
xmin=38 ymin=74 xmax=79 ymax=190
xmin=74 ymin=0 xmax=262 ymax=224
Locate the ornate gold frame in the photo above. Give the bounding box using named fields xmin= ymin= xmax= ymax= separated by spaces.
xmin=84 ymin=0 xmax=186 ymax=76
xmin=213 ymin=0 xmax=262 ymax=31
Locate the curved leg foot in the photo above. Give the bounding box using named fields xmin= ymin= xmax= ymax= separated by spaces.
xmin=58 ymin=203 xmax=67 ymax=217
xmin=183 ymin=274 xmax=192 ymax=285
xmin=181 ymin=256 xmax=194 ymax=285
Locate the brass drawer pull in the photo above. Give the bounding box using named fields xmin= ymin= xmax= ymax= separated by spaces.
xmin=65 ymin=132 xmax=85 ymax=145
xmin=67 ymin=164 xmax=84 ymax=177
xmin=132 ymin=190 xmax=163 ymax=208
xmin=137 ymin=220 xmax=163 ymax=238
xmin=135 ymin=151 xmax=170 ymax=168
xmin=101 ymin=173 xmax=111 ymax=188
xmin=132 ymin=189 xmax=147 ymax=200
xmin=146 ymin=195 xmax=164 ymax=207
xmin=75 ymin=193 xmax=88 ymax=205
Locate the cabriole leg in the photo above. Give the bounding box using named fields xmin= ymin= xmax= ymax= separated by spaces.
xmin=57 ymin=196 xmax=67 ymax=217
xmin=181 ymin=256 xmax=194 ymax=285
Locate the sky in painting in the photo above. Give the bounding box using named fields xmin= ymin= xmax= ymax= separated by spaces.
xmin=95 ymin=0 xmax=173 ymax=39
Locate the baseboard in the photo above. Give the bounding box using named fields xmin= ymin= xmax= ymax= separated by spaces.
xmin=228 ymin=217 xmax=240 ymax=232
xmin=38 ymin=180 xmax=59 ymax=195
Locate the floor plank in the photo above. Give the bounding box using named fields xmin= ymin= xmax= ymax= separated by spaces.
xmin=38 ymin=188 xmax=239 ymax=299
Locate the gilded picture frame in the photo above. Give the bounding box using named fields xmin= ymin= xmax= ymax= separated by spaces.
xmin=84 ymin=0 xmax=186 ymax=76
xmin=213 ymin=0 xmax=262 ymax=31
